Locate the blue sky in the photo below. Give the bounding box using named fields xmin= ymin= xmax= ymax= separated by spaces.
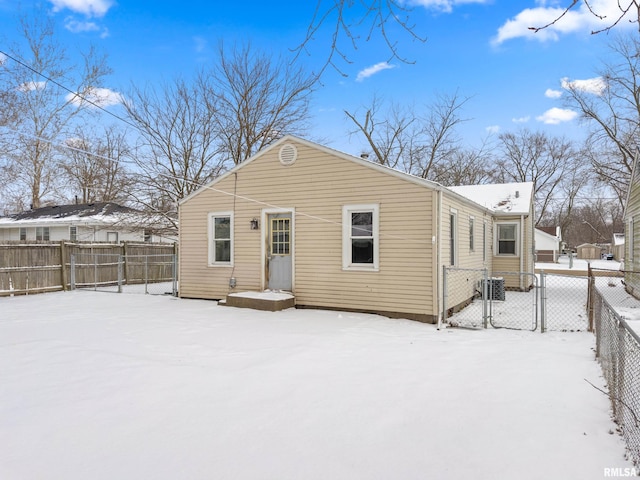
xmin=0 ymin=0 xmax=635 ymax=155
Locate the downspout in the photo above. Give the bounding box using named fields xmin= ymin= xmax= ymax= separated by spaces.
xmin=436 ymin=188 xmax=443 ymax=330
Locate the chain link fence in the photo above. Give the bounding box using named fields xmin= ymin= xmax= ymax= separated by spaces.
xmin=70 ymin=253 xmax=177 ymax=295
xmin=442 ymin=268 xmax=537 ymax=331
xmin=539 ymin=272 xmax=589 ymax=332
xmin=592 ymin=285 xmax=640 ymax=467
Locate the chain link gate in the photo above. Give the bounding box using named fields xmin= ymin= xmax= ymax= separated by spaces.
xmin=443 ymin=267 xmax=538 ymax=331
xmin=70 ymin=253 xmax=177 ymax=295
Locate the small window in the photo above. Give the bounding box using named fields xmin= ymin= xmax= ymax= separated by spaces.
xmin=449 ymin=210 xmax=457 ymax=266
xmin=107 ymin=232 xmax=118 ymax=243
xmin=469 ymin=217 xmax=475 ymax=252
xmin=69 ymin=226 xmax=77 ymax=242
xmin=19 ymin=227 xmax=26 ymax=241
xmin=209 ymin=212 xmax=233 ymax=266
xmin=36 ymin=226 xmax=49 ymax=241
xmin=342 ymin=204 xmax=379 ymax=270
xmin=497 ymin=223 xmax=518 ymax=255
xmin=482 ymin=221 xmax=487 ymax=262
xmin=629 ymin=218 xmax=634 ymax=263
xmin=144 ymin=229 xmax=151 ymax=242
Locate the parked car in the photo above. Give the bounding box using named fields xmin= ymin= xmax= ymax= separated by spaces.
xmin=602 ymin=253 xmax=614 ymax=260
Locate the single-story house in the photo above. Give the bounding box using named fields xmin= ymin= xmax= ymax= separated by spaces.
xmin=0 ymin=202 xmax=176 ymax=243
xmin=178 ymin=136 xmax=534 ymax=323
xmin=535 ymin=226 xmax=562 ymax=262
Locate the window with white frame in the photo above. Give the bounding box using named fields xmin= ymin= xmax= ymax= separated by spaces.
xmin=69 ymin=226 xmax=77 ymax=242
xmin=19 ymin=227 xmax=26 ymax=241
xmin=36 ymin=226 xmax=49 ymax=241
xmin=342 ymin=204 xmax=379 ymax=270
xmin=496 ymin=223 xmax=518 ymax=255
xmin=449 ymin=209 xmax=457 ymax=266
xmin=482 ymin=221 xmax=487 ymax=262
xmin=209 ymin=212 xmax=233 ymax=266
xmin=469 ymin=216 xmax=475 ymax=252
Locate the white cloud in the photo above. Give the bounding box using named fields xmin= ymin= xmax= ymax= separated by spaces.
xmin=485 ymin=125 xmax=500 ymax=134
xmin=64 ymin=17 xmax=100 ymax=33
xmin=17 ymin=81 xmax=47 ymax=92
xmin=48 ymin=0 xmax=114 ymax=17
xmin=193 ymin=36 xmax=208 ymax=54
xmin=410 ymin=0 xmax=489 ymax=14
xmin=545 ymin=88 xmax=562 ymax=99
xmin=66 ymin=87 xmax=123 ymax=108
xmin=492 ymin=0 xmax=635 ymax=45
xmin=512 ymin=116 xmax=530 ymax=124
xmin=536 ymin=107 xmax=578 ymax=124
xmin=356 ymin=62 xmax=396 ymax=82
xmin=561 ymin=76 xmax=606 ymax=95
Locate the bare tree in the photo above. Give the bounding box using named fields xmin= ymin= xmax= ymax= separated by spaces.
xmin=430 ymin=139 xmax=495 ymax=186
xmin=345 ymin=91 xmax=470 ymax=179
xmin=58 ymin=126 xmax=134 ymax=204
xmin=0 ymin=10 xmax=111 ymax=210
xmin=208 ymin=42 xmax=316 ymax=165
xmin=494 ymin=129 xmax=580 ymax=224
xmin=563 ymin=35 xmax=640 ymax=206
xmin=122 ymin=73 xmax=224 ymax=223
xmin=294 ymin=0 xmax=426 ymax=76
xmin=530 ymin=1 xmax=640 ymax=35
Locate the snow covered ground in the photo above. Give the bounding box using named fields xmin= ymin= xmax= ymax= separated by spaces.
xmin=0 ymin=291 xmax=634 ymax=479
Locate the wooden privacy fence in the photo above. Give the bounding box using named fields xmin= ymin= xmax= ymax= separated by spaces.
xmin=0 ymin=242 xmax=177 ymax=296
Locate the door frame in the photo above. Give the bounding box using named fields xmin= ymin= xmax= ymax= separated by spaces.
xmin=261 ymin=208 xmax=295 ymax=292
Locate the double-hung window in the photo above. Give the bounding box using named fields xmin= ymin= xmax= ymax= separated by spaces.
xmin=343 ymin=204 xmax=379 ymax=270
xmin=209 ymin=212 xmax=233 ymax=266
xmin=497 ymin=223 xmax=518 ymax=255
xmin=36 ymin=226 xmax=49 ymax=241
xmin=469 ymin=216 xmax=475 ymax=252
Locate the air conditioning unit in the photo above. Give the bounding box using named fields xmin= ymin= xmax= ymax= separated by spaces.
xmin=481 ymin=277 xmax=505 ymax=301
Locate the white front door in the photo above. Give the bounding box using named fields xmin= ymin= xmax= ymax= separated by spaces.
xmin=267 ymin=212 xmax=292 ymax=291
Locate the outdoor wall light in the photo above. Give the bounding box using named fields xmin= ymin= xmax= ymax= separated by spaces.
xmin=250 ymin=218 xmax=259 ymax=230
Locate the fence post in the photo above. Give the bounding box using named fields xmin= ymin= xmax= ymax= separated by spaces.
xmin=172 ymin=254 xmax=178 ymax=297
xmin=59 ymin=241 xmax=68 ymax=291
xmin=588 ymin=263 xmax=594 ymax=332
xmin=482 ymin=268 xmax=489 ymax=329
xmin=539 ymin=270 xmax=546 ymax=333
xmin=440 ymin=265 xmax=448 ymax=330
xmin=117 ymin=255 xmax=123 ymax=293
xmin=70 ymin=254 xmax=76 ymax=290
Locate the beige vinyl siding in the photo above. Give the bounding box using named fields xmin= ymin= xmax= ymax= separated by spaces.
xmin=180 ymin=140 xmax=436 ymax=319
xmin=625 ymin=174 xmax=640 ymax=294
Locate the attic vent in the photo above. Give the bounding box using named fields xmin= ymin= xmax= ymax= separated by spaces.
xmin=279 ymin=143 xmax=297 ymax=166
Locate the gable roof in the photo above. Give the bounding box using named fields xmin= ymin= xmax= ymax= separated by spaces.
xmin=180 ymin=135 xmax=534 ymax=216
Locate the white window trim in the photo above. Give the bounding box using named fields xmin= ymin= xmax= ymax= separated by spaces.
xmin=342 ymin=204 xmax=379 ymax=271
xmin=495 ymin=222 xmax=519 ymax=256
xmin=208 ymin=211 xmax=234 ymax=267
xmin=469 ymin=215 xmax=475 ymax=252
xmin=449 ymin=209 xmax=458 ymax=266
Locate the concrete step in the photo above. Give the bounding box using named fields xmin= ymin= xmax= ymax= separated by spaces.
xmin=223 ymin=291 xmax=295 ymax=312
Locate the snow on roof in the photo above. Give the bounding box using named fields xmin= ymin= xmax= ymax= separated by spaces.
xmin=0 ymin=203 xmax=142 ymax=226
xmin=447 ymin=182 xmax=534 ymax=214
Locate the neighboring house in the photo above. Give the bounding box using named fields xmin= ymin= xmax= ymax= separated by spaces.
xmin=612 ymin=233 xmax=625 ymax=261
xmin=534 ymin=226 xmax=562 ymax=263
xmin=0 ymin=202 xmax=176 ymax=243
xmin=178 ymin=135 xmax=534 ymax=323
